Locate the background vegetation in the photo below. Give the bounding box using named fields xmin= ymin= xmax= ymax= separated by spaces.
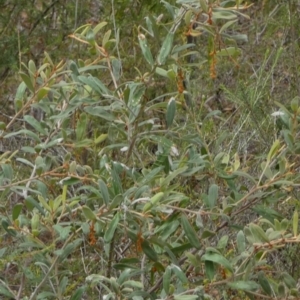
xmin=1 ymin=0 xmax=300 ymax=299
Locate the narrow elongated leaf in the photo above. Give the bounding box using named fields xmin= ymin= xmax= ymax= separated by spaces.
xmin=84 ymin=106 xmax=114 ymax=121
xmin=93 ymin=21 xmax=108 ymax=34
xmin=267 ymin=139 xmax=280 ymax=162
xmin=249 ymin=223 xmax=269 ymax=243
xmin=5 ymin=129 xmax=41 ymax=142
xmin=236 ymin=230 xmax=246 ymax=253
xmin=78 ymin=75 xmax=110 ymax=95
xmin=208 ymin=184 xmax=218 ymax=208
xmin=76 ymin=112 xmax=88 ymax=142
xmin=19 ymin=71 xmax=34 ymax=92
xmin=258 ymin=271 xmax=272 ymax=296
xmin=104 ymin=212 xmax=120 ymax=243
xmin=281 ymin=272 xmax=297 ymax=288
xmin=171 ymin=264 xmax=188 ymax=284
xmin=166 ymin=97 xmax=176 ymax=128
xmin=219 ymin=19 xmax=238 ymax=34
xmin=181 ymin=214 xmax=201 ymax=249
xmin=227 ymin=280 xmax=260 ymax=291
xmin=174 ymin=295 xmax=198 ymax=300
xmin=0 ymin=285 xmax=15 ymax=298
xmin=141 ymin=240 xmax=158 ymax=261
xmin=12 ymin=204 xmax=23 ymax=220
xmin=216 ymin=47 xmax=241 ymax=57
xmin=102 ymin=29 xmax=111 ymax=47
xmin=109 ymin=195 xmax=123 ymax=210
xmin=293 ymin=209 xmax=298 ymax=237
xmin=163 ymin=266 xmax=171 ymax=294
xmin=56 ymin=238 xmax=82 ymax=262
xmin=143 ymin=192 xmax=164 ymax=212
xmin=99 ymin=179 xmax=110 ymax=206
xmin=157 ymin=32 xmax=174 ymax=65
xmin=38 ymin=195 xmax=51 ymax=212
xmin=205 ymin=260 xmax=215 ymax=281
xmin=161 ymin=166 xmax=188 ymax=189
xmin=94 ymin=133 xmax=108 ymax=144
xmin=201 ymin=252 xmax=233 ymax=273
xmin=138 ymin=33 xmax=154 ymax=66
xmin=82 ymin=205 xmax=97 ymax=221
xmin=70 ymin=286 xmax=86 ymax=300
xmin=199 ymin=0 xmax=208 ymax=12
xmin=24 ymin=115 xmax=47 ymax=135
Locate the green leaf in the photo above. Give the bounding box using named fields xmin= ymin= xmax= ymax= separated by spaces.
xmin=78 ymin=75 xmax=110 ymax=95
xmin=163 ymin=266 xmax=171 ymax=294
xmin=216 ymin=47 xmax=241 ymax=57
xmin=93 ymin=21 xmax=107 ymax=34
xmin=86 ymin=28 xmax=95 ymax=44
xmin=267 ymin=139 xmax=280 ymax=162
xmin=236 ymin=230 xmax=246 ymax=253
xmin=25 ymin=196 xmax=44 ymax=214
xmin=157 ymin=32 xmax=174 ymax=65
xmin=2 ymin=219 xmax=16 ymax=236
xmin=122 ymin=280 xmax=143 ymax=289
xmin=201 ymin=229 xmax=216 ymax=239
xmin=281 ymin=272 xmax=297 ymax=289
xmin=56 ymin=238 xmax=82 ymax=262
xmin=0 ymin=285 xmax=15 ymax=298
xmin=166 ymin=97 xmax=176 ymax=128
xmin=161 ymin=166 xmax=188 ymax=189
xmin=24 ymin=115 xmax=47 ymax=135
xmin=69 ymin=61 xmax=80 ymax=76
xmin=82 ymin=205 xmax=97 ymax=221
xmin=37 ymin=87 xmax=50 ymax=102
xmin=219 ymin=19 xmax=238 ymax=34
xmin=291 ymin=96 xmax=299 ymax=112
xmin=70 ymin=286 xmax=86 ymax=300
xmin=205 ymin=260 xmax=215 ymax=281
xmin=249 ymin=223 xmax=269 ymax=243
xmin=293 ymin=209 xmax=298 ymax=237
xmin=94 ymin=133 xmax=108 ymax=144
xmin=104 ymin=212 xmax=120 ymax=243
xmin=1 ymin=164 xmax=13 ymax=180
xmin=16 ymin=157 xmax=34 ymax=168
xmin=99 ymin=179 xmax=110 ymax=206
xmin=217 ymin=235 xmax=228 ymax=250
xmin=155 ymin=67 xmax=168 ymax=77
xmin=102 ymin=29 xmax=112 ymax=47
xmin=84 ymin=106 xmax=114 ymax=121
xmin=143 ymin=192 xmax=164 ymax=213
xmin=59 ymin=276 xmax=68 ymax=294
xmin=38 ymin=195 xmax=51 ymax=212
xmin=138 ymin=33 xmax=154 ymax=67
xmin=109 ymin=194 xmax=123 ymax=211
xmin=174 ymin=296 xmax=198 ymax=300
xmin=208 ymin=184 xmax=218 ymax=208
xmin=5 ymin=129 xmax=41 ymax=142
xmin=141 ymin=239 xmax=158 ymax=261
xmin=258 ymin=271 xmax=272 ymax=296
xmin=227 ymin=280 xmax=260 ymax=291
xmin=181 ymin=214 xmax=201 ymax=249
xmin=278 ymin=283 xmax=285 ymax=297
xmin=28 ymin=59 xmax=36 ymax=77
xmin=76 ymin=112 xmax=88 ymax=141
xmin=201 ymin=251 xmax=233 ymax=273
xmin=19 ymin=71 xmax=34 ymax=92
xmin=171 ymin=264 xmax=188 ymax=284
xmin=199 ymin=0 xmax=208 ymax=12
xmin=185 ymin=252 xmax=199 ymax=266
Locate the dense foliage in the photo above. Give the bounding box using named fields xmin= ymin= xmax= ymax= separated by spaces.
xmin=1 ymin=0 xmax=300 ymax=299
